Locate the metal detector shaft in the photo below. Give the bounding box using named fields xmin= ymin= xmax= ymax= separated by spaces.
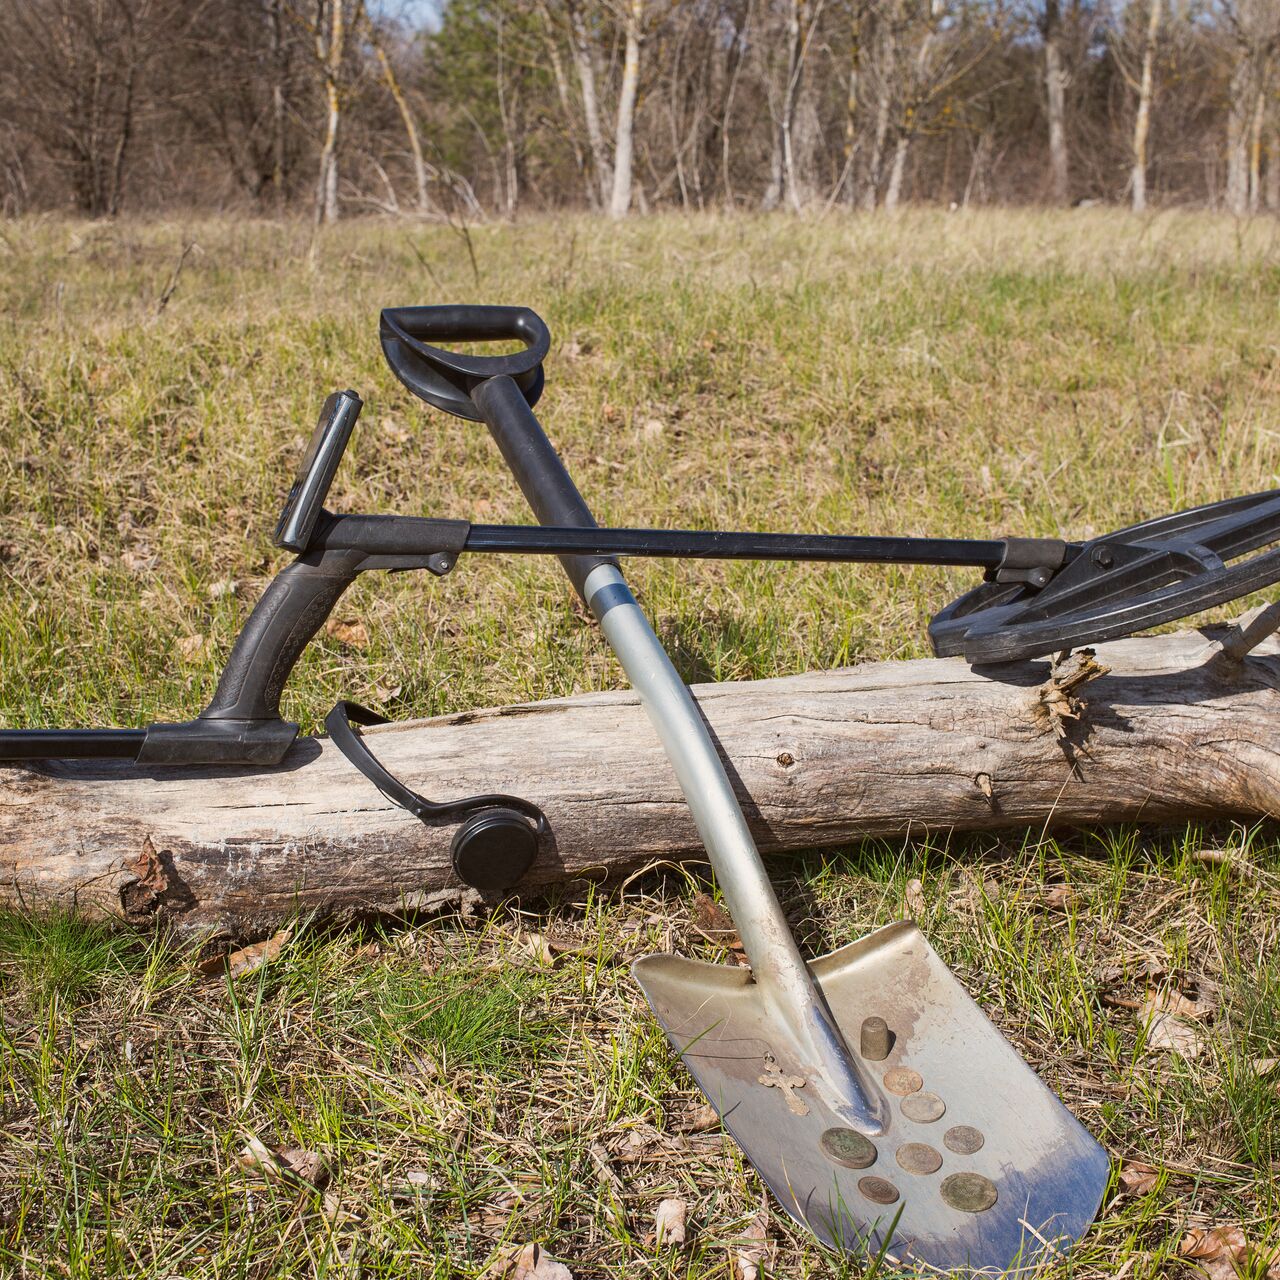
xmin=471 ymin=374 xmax=889 ymax=1134
xmin=462 ymin=524 xmax=1010 ymax=568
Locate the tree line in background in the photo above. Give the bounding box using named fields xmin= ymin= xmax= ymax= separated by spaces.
xmin=1 ymin=0 xmax=1278 ymax=221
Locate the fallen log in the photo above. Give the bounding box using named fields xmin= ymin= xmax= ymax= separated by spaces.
xmin=4 ymin=625 xmax=1280 ymax=938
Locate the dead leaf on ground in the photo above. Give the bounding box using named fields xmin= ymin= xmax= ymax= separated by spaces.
xmin=1145 ymin=987 xmax=1215 ymax=1021
xmin=321 ymin=1190 xmax=360 ymax=1225
xmin=236 ymin=1135 xmax=329 ymax=1190
xmin=737 ymin=1205 xmax=772 ymax=1280
xmin=654 ymin=1197 xmax=688 ymax=1247
xmin=1118 ymin=1160 xmax=1160 ymax=1196
xmin=208 ymin=578 xmax=238 ymax=599
xmin=325 ymin=617 xmax=370 ymax=648
xmin=615 ymin=1129 xmax=650 ymax=1161
xmin=1042 ymin=884 xmax=1077 ymax=910
xmin=122 ymin=548 xmax=158 ymax=573
xmin=484 ymin=1243 xmax=575 ymax=1280
xmin=1141 ymin=1006 xmax=1208 ymax=1060
xmin=521 ymin=931 xmax=586 ymax=967
xmin=904 ymin=878 xmax=926 ymax=917
xmin=237 ymin=1135 xmax=282 ymax=1179
xmin=1179 ymin=1225 xmax=1248 ymax=1280
xmin=676 ymin=1101 xmax=720 ymax=1133
xmin=1135 ymin=987 xmax=1216 ymax=1060
xmin=278 ymin=1146 xmax=330 ymax=1189
xmin=692 ymin=892 xmax=735 ymax=936
xmin=1253 ymin=1057 xmax=1279 ymax=1077
xmin=176 ymin=633 xmax=210 ymax=661
xmin=200 ymin=927 xmax=292 ymax=979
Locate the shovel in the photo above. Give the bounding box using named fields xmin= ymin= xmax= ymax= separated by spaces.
xmin=377 ymin=312 xmax=1113 ymax=1272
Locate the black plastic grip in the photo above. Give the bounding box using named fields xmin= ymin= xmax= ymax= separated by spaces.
xmin=201 ymin=550 xmax=362 ymax=722
xmin=380 ymin=305 xmax=550 ymax=422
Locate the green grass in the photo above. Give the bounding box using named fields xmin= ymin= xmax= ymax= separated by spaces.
xmin=2 ymin=208 xmax=1280 ymax=1275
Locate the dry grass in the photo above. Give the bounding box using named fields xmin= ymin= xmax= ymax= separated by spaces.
xmin=2 ymin=208 xmax=1280 ymax=1277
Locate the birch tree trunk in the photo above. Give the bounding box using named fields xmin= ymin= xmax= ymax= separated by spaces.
xmin=1131 ymin=0 xmax=1162 ymax=212
xmin=883 ymin=134 xmax=908 ymax=209
xmin=107 ymin=58 xmax=136 ymax=218
xmin=1248 ymin=79 xmax=1267 ymax=213
xmin=495 ymin=12 xmax=521 ymax=217
xmin=609 ymin=0 xmax=644 ymax=218
xmin=537 ymin=8 xmax=592 ymax=206
xmin=842 ymin=10 xmax=861 ymax=206
xmin=862 ymin=56 xmax=892 ymax=209
xmin=1226 ymin=56 xmax=1252 ymax=215
xmin=1043 ymin=0 xmax=1070 ymax=204
xmin=779 ymin=0 xmax=805 ymax=212
xmin=313 ymin=0 xmax=352 ymax=225
xmin=1267 ymin=118 xmax=1280 ymax=211
xmin=569 ymin=1 xmax=611 ymax=209
xmin=268 ymin=0 xmax=288 ymax=212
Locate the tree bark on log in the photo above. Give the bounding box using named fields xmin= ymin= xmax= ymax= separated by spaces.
xmin=4 ymin=627 xmax=1280 ymax=939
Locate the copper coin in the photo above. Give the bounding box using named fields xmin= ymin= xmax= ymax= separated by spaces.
xmin=943 ymin=1125 xmax=985 ymax=1155
xmin=940 ymin=1171 xmax=998 ymax=1213
xmin=900 ymin=1090 xmax=946 ymax=1123
xmin=819 ymin=1126 xmax=877 ymax=1170
xmin=896 ymin=1142 xmax=943 ymax=1175
xmin=883 ymin=1067 xmax=923 ymax=1096
xmin=857 ymin=1175 xmax=900 ymax=1205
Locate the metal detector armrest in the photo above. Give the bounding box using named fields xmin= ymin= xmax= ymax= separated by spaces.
xmin=135 ymin=518 xmax=472 ymax=767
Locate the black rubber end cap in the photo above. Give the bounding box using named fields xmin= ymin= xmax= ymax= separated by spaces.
xmin=451 ymin=808 xmax=539 ymax=892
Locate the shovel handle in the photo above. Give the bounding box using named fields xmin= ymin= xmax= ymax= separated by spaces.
xmin=380 ymin=304 xmax=549 ymax=423
xmin=464 ymin=366 xmax=890 ymax=1134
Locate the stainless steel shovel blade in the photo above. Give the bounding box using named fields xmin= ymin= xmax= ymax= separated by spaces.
xmin=634 ymin=921 xmax=1110 ymax=1273
xmin=553 ymin=562 xmax=1110 ymax=1273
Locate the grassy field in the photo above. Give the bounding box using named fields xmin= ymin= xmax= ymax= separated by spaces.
xmin=2 ymin=209 xmax=1280 ymax=1277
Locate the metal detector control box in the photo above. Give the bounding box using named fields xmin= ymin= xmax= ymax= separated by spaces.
xmin=273 ymin=389 xmax=362 ymax=553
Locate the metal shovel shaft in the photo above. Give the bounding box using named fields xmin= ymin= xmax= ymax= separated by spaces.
xmin=472 ymin=375 xmax=889 ymax=1134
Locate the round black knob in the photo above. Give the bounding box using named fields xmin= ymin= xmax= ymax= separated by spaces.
xmin=450 ymin=807 xmax=539 ymax=892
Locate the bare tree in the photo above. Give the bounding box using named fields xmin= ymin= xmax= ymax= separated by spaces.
xmin=1041 ymin=0 xmax=1070 ymax=203
xmin=1220 ymin=0 xmax=1279 ymax=216
xmin=609 ymin=0 xmax=645 ymax=217
xmin=367 ymin=14 xmax=433 ymax=215
xmin=6 ymin=0 xmax=182 ymax=216
xmin=302 ymin=0 xmax=361 ymax=223
xmin=568 ymin=0 xmax=612 ymax=208
xmin=535 ymin=0 xmax=594 ymax=204
xmin=4 ymin=0 xmax=1280 ymax=218
xmin=1126 ymin=0 xmax=1163 ymax=212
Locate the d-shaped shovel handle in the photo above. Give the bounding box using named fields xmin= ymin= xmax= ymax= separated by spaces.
xmin=380 ymin=304 xmax=550 ymax=423
xmin=382 ymin=303 xmax=613 ymax=602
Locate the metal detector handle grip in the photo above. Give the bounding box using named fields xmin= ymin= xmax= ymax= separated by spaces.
xmin=380 ymin=304 xmax=550 ymax=423
xmin=200 ymin=551 xmax=361 ymax=722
